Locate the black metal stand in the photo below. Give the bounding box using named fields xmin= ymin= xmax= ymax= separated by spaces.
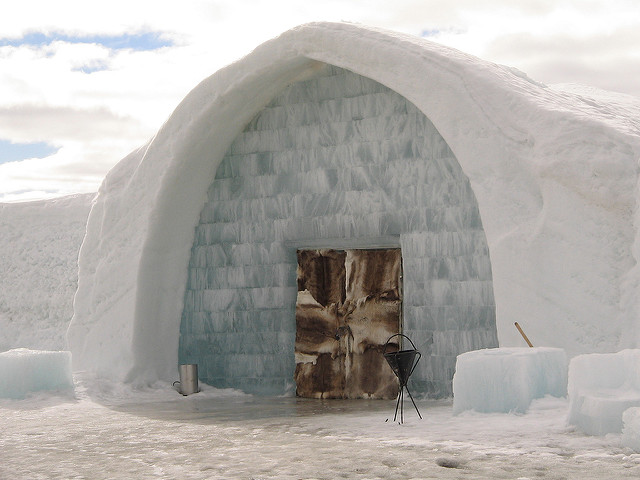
xmin=383 ymin=334 xmax=422 ymax=423
xmin=392 ymin=378 xmax=422 ymax=423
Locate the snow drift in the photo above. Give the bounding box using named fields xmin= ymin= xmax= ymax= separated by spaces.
xmin=67 ymin=22 xmax=640 ymax=384
xmin=0 ymin=194 xmax=92 ymax=352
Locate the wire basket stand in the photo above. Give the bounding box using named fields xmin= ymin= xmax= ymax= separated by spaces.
xmin=383 ymin=333 xmax=422 ymax=423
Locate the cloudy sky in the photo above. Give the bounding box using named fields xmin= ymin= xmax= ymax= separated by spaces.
xmin=1 ymin=0 xmax=638 ymax=202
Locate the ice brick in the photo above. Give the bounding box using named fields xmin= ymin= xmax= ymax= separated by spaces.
xmin=453 ymin=347 xmax=567 ymax=414
xmin=623 ymin=407 xmax=640 ymax=452
xmin=0 ymin=348 xmax=73 ymax=399
xmin=568 ymin=350 xmax=640 ymax=435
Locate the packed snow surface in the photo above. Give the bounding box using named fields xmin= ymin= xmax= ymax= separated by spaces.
xmin=1 ymin=376 xmax=640 ymax=479
xmin=568 ymin=349 xmax=640 ymax=436
xmin=452 ymin=347 xmax=568 ymax=414
xmin=0 ymin=348 xmax=73 ymax=399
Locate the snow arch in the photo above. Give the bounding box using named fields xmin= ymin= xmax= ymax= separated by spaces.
xmin=68 ymin=22 xmax=640 ymax=383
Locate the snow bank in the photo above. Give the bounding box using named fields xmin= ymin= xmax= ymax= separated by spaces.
xmin=0 ymin=348 xmax=73 ymax=399
xmin=568 ymin=350 xmax=640 ymax=435
xmin=453 ymin=347 xmax=568 ymax=414
xmin=0 ymin=194 xmax=93 ymax=352
xmin=68 ymin=22 xmax=640 ymax=384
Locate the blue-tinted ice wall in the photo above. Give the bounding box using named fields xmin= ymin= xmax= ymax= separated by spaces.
xmin=179 ymin=64 xmax=498 ymax=397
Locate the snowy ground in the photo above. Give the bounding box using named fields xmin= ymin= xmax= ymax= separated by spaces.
xmin=1 ymin=375 xmax=639 ymax=479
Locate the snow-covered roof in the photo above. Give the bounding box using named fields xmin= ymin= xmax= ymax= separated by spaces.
xmin=67 ymin=22 xmax=640 ymax=383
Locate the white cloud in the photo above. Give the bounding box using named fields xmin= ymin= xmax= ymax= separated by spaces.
xmin=0 ymin=105 xmax=147 ymax=142
xmin=0 ymin=0 xmax=638 ymax=202
xmin=482 ymin=26 xmax=640 ymax=95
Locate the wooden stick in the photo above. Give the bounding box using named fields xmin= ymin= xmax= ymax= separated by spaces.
xmin=514 ymin=322 xmax=533 ymax=347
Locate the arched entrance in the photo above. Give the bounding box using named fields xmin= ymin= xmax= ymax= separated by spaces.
xmin=178 ymin=64 xmax=498 ymax=397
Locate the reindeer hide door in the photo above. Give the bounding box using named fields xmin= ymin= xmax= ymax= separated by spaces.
xmin=295 ymin=248 xmax=401 ymax=399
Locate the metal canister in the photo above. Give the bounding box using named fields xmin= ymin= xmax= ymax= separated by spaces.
xmin=178 ymin=364 xmax=199 ymax=395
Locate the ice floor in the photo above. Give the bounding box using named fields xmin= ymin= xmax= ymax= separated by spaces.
xmin=1 ymin=375 xmax=640 ymax=480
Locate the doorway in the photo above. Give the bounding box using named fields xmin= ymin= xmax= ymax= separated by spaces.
xmin=294 ymin=248 xmax=402 ymax=399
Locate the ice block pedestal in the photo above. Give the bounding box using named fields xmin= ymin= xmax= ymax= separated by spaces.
xmin=568 ymin=350 xmax=640 ymax=435
xmin=0 ymin=348 xmax=74 ymax=399
xmin=453 ymin=347 xmax=568 ymax=414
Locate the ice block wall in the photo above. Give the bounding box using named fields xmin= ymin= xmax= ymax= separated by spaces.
xmin=179 ymin=64 xmax=497 ymax=396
